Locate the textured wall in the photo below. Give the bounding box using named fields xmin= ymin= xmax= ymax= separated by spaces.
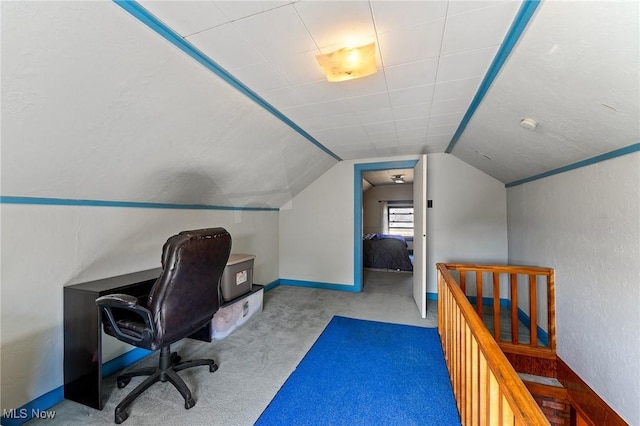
xmin=279 ymin=153 xmax=508 ymax=295
xmin=426 ymin=153 xmax=508 ymax=295
xmin=0 ymin=204 xmax=278 ymax=411
xmin=507 ymin=152 xmax=640 ymax=425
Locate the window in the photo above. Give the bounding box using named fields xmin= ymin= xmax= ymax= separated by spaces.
xmin=387 ymin=205 xmax=414 ymax=237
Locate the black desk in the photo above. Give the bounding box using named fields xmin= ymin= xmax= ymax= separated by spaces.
xmin=63 ymin=268 xmax=161 ymax=410
xmin=63 ymin=268 xmax=257 ymax=409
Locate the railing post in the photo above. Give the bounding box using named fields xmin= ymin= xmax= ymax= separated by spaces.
xmin=547 ymin=271 xmax=556 ymax=352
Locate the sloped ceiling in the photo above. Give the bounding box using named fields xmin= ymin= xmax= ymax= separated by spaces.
xmin=454 ymin=0 xmax=640 ymax=183
xmin=1 ymin=1 xmax=337 ymax=209
xmin=137 ymin=0 xmax=523 ymax=159
xmin=2 ymin=1 xmax=638 ymax=209
xmin=134 ymin=0 xmax=639 ymax=184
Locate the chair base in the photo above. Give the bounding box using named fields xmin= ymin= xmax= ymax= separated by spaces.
xmin=112 ymin=346 xmax=218 ymax=424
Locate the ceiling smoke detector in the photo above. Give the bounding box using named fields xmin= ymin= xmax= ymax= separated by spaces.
xmin=519 ymin=117 xmax=538 ymax=131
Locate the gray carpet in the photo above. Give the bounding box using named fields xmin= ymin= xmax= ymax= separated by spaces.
xmin=31 ymin=270 xmax=437 ymax=425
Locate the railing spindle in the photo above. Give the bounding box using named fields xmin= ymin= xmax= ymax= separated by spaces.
xmin=529 ymin=274 xmax=538 ymax=347
xmin=477 ymin=272 xmax=484 ymax=318
xmin=493 ymin=272 xmax=501 ymax=342
xmin=510 ymin=273 xmax=519 ymax=344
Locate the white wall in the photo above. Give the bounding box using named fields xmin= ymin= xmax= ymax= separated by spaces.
xmin=279 ymin=153 xmax=509 ymax=295
xmin=426 ymin=154 xmax=508 ymax=295
xmin=0 ymin=205 xmax=278 ymax=411
xmin=507 ymin=152 xmax=640 ymax=425
xmin=279 ymin=159 xmax=358 ymax=285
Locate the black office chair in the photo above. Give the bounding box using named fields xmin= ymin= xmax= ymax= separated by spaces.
xmin=96 ymin=228 xmax=232 ymax=424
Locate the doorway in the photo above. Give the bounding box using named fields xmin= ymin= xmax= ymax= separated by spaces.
xmin=353 ymin=159 xmax=418 ymax=292
xmin=354 ymin=157 xmax=427 ymax=317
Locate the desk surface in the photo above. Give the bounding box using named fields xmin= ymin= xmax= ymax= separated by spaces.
xmin=67 ymin=268 xmax=162 ymax=293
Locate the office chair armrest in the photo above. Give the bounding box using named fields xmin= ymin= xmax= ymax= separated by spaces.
xmin=96 ymin=294 xmax=156 ymax=347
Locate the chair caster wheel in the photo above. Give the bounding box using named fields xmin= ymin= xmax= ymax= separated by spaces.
xmin=115 ymin=412 xmax=128 ymax=424
xmin=210 ymin=363 xmax=218 ymax=373
xmin=185 ymin=398 xmax=196 ymax=409
xmin=117 ymin=377 xmax=131 ymax=389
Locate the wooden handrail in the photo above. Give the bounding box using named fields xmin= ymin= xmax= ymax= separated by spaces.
xmin=442 ymin=263 xmax=553 ymax=275
xmin=437 ymin=263 xmax=549 ymax=425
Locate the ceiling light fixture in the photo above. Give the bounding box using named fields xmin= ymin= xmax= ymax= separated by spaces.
xmin=391 ymin=174 xmax=405 ymax=184
xmin=316 ymin=43 xmax=377 ymax=83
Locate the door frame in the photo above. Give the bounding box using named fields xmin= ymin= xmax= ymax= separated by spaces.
xmin=353 ymin=159 xmax=419 ymax=292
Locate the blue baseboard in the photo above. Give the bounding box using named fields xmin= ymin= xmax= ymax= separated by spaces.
xmin=102 ymin=347 xmax=153 ymax=377
xmin=464 ymin=295 xmax=549 ymax=347
xmin=1 ymin=348 xmax=153 ymax=426
xmin=279 ymin=278 xmax=361 ymax=292
xmin=517 ymin=307 xmax=549 ymax=346
xmin=466 ymin=295 xmax=511 ymax=307
xmin=261 ymin=280 xmax=280 ymax=292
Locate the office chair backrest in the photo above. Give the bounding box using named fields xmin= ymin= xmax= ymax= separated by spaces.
xmin=147 ymin=227 xmax=232 ymax=348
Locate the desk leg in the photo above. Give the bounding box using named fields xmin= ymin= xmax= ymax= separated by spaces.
xmin=63 ymin=287 xmax=103 ymax=409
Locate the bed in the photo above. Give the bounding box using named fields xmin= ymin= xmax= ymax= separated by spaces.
xmin=363 ymin=234 xmax=414 ymax=272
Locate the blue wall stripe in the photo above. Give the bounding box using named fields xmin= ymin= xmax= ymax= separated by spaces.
xmin=517 ymin=308 xmax=549 ymax=347
xmin=464 ymin=295 xmax=550 ymax=347
xmin=102 ymin=348 xmax=153 ymax=377
xmin=445 ymin=0 xmax=541 ymax=154
xmin=113 ymin=0 xmax=341 ymax=162
xmin=0 ymin=196 xmax=279 ymax=212
xmin=353 ymin=160 xmax=419 ymax=292
xmin=467 ymin=295 xmax=512 ymax=308
xmin=261 ymin=280 xmax=281 ymax=292
xmin=506 ymin=143 xmax=640 ymax=187
xmin=279 ymin=278 xmax=360 ymax=293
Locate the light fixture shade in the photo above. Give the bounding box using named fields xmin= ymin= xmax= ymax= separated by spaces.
xmin=392 ymin=174 xmax=404 ymax=184
xmin=316 ymin=43 xmax=377 ymax=82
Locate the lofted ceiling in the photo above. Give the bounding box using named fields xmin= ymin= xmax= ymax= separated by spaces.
xmin=2 ymin=1 xmax=638 ymax=210
xmin=136 ymin=0 xmax=639 ymax=184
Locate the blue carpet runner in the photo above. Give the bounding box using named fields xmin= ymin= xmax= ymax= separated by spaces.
xmin=255 ymin=316 xmax=461 ymax=425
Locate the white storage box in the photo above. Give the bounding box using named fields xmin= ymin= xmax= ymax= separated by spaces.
xmin=211 ymin=287 xmax=263 ymax=340
xmin=220 ymin=254 xmax=255 ymax=301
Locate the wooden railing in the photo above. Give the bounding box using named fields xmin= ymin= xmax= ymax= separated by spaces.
xmin=447 ymin=263 xmax=556 ymax=360
xmin=437 ymin=263 xmax=549 ymax=425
